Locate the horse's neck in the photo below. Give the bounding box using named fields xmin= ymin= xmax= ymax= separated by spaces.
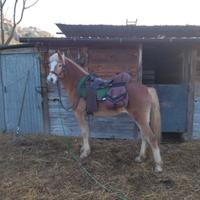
xmin=61 ymin=63 xmax=86 ymax=95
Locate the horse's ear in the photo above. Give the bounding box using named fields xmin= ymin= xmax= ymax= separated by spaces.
xmin=56 ymin=49 xmax=65 ymax=63
xmin=49 ymin=49 xmax=55 ymax=56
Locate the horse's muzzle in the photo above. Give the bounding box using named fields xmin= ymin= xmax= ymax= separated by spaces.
xmin=47 ymin=74 xmax=57 ymax=84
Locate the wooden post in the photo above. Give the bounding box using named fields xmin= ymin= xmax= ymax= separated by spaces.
xmin=39 ymin=49 xmax=50 ymax=134
xmin=183 ymin=48 xmax=197 ymax=139
xmin=137 ymin=44 xmax=143 ymax=83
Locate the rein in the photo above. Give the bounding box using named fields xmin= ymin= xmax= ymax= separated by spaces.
xmin=50 ymin=53 xmax=88 ymax=111
xmin=56 ymin=80 xmax=80 ymax=111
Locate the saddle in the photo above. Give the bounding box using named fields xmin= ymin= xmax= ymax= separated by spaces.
xmin=76 ymin=72 xmax=132 ymax=114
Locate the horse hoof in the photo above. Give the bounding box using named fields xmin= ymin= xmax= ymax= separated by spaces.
xmin=80 ymin=157 xmax=88 ymax=165
xmin=154 ymin=165 xmax=163 ymax=173
xmin=80 ymin=149 xmax=91 ymax=160
xmin=80 ymin=145 xmax=84 ymax=154
xmin=135 ymin=156 xmax=145 ymax=163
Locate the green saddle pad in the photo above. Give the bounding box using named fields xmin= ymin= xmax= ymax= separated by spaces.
xmin=76 ymin=75 xmax=110 ymax=100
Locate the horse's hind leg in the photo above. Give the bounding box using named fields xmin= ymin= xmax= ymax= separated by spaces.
xmin=141 ymin=124 xmax=162 ymax=172
xmin=75 ymin=109 xmax=91 ymax=159
xmin=133 ymin=114 xmax=162 ymax=172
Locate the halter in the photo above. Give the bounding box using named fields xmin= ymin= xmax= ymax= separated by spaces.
xmin=49 ymin=51 xmax=66 ymax=78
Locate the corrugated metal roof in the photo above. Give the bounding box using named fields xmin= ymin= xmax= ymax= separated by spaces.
xmin=56 ymin=24 xmax=200 ymax=39
xmin=19 ymin=25 xmax=200 ymax=47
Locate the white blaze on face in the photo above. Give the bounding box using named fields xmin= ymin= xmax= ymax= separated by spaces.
xmin=47 ymin=53 xmax=59 ymax=84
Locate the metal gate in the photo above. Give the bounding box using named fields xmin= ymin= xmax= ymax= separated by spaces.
xmin=0 ymin=48 xmax=43 ymax=133
xmin=154 ymin=84 xmax=188 ymax=132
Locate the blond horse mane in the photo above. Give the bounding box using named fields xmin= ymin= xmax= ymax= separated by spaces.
xmin=56 ymin=50 xmax=89 ymax=75
xmin=53 ymin=50 xmax=89 ymax=75
xmin=64 ymin=56 xmax=89 ymax=75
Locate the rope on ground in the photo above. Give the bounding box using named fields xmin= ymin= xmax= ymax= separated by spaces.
xmin=58 ymin=101 xmax=129 ymax=200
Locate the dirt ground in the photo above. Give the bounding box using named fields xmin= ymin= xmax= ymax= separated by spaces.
xmin=0 ymin=134 xmax=199 ymax=200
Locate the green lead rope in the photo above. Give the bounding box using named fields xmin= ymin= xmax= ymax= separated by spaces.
xmin=63 ymin=137 xmax=129 ymax=200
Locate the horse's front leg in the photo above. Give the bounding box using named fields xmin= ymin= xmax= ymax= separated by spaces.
xmin=75 ymin=110 xmax=91 ymax=159
xmin=135 ymin=138 xmax=147 ymax=163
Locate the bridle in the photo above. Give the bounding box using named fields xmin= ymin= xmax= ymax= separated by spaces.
xmin=50 ymin=63 xmax=66 ymax=78
xmin=49 ymin=52 xmax=81 ymax=111
xmin=47 ymin=50 xmax=88 ymax=111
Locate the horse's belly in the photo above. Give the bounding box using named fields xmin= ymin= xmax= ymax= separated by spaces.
xmin=93 ymin=103 xmax=128 ymax=117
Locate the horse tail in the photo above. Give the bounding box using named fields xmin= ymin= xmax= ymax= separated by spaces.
xmin=148 ymin=87 xmax=161 ymax=142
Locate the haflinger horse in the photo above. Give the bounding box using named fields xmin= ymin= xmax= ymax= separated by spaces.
xmin=47 ymin=51 xmax=163 ymax=172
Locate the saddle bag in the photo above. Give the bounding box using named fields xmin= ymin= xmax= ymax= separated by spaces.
xmin=103 ymin=72 xmax=131 ymax=109
xmin=85 ymin=81 xmax=98 ymax=114
xmin=103 ymin=85 xmax=128 ymax=109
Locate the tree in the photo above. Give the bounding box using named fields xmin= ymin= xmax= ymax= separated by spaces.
xmin=0 ymin=0 xmax=39 ymax=45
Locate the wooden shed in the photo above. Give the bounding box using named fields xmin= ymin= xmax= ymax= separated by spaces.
xmin=1 ymin=24 xmax=200 ymax=139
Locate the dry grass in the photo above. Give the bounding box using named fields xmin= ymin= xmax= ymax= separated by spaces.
xmin=0 ymin=134 xmax=200 ymax=200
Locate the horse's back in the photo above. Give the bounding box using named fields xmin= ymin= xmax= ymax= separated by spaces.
xmin=127 ymin=81 xmax=152 ymax=106
xmin=95 ymin=81 xmax=152 ymax=115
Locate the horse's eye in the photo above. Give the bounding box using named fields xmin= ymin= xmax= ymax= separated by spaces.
xmin=58 ymin=64 xmax=62 ymax=68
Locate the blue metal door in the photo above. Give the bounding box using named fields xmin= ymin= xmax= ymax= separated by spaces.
xmin=1 ymin=49 xmax=43 ymax=133
xmin=154 ymin=84 xmax=188 ymax=132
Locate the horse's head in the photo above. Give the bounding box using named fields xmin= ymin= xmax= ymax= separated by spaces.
xmin=47 ymin=50 xmax=89 ymax=84
xmin=47 ymin=51 xmax=66 ymax=84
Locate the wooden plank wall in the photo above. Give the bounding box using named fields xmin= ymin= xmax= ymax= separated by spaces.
xmin=47 ymin=83 xmax=81 ymax=136
xmin=87 ymin=48 xmax=138 ymax=79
